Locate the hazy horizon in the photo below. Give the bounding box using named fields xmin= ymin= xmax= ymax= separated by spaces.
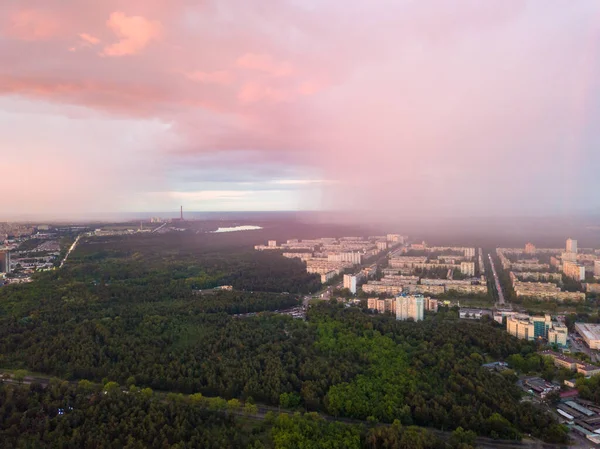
xmin=2 ymin=1 xmax=600 ymax=218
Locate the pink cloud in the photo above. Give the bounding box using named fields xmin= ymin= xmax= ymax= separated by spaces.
xmin=1 ymin=1 xmax=600 ymax=216
xmin=236 ymin=53 xmax=294 ymax=77
xmin=70 ymin=33 xmax=102 ymax=52
xmin=238 ymin=82 xmax=289 ymax=104
xmin=5 ymin=9 xmax=61 ymax=41
xmin=185 ymin=70 xmax=234 ymax=85
xmin=102 ymin=12 xmax=162 ymax=56
xmin=79 ymin=33 xmax=101 ymax=45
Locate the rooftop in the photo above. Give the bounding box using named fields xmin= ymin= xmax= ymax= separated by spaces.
xmin=575 ymin=322 xmax=600 ymax=341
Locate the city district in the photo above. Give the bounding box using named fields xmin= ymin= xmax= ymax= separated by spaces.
xmin=256 ymin=234 xmax=600 ymax=444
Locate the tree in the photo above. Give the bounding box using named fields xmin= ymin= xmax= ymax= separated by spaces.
xmin=244 ymin=403 xmax=259 ymax=415
xmin=545 ymin=390 xmax=560 ymax=405
xmin=141 ymin=387 xmax=153 ymax=399
xmin=449 ymin=426 xmax=477 ymax=448
xmin=13 ymin=370 xmax=27 ymax=384
xmin=103 ymin=381 xmax=120 ymax=394
xmin=227 ymin=398 xmax=241 ymax=411
xmin=78 ymin=379 xmax=95 ymax=393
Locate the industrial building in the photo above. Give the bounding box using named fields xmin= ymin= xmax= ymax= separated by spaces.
xmin=575 ymin=323 xmax=600 ymax=350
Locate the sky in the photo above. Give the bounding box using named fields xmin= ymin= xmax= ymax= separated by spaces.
xmin=1 ymin=0 xmax=600 ymax=220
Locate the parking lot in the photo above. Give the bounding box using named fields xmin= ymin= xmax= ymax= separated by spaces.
xmin=569 ymin=333 xmax=600 ymax=363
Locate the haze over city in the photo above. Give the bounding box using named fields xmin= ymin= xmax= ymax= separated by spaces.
xmin=6 ymin=3 xmax=600 ymax=447
xmin=2 ymin=0 xmax=600 ymax=220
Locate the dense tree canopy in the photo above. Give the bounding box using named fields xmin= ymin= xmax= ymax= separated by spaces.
xmin=0 ymin=233 xmax=569 ymax=446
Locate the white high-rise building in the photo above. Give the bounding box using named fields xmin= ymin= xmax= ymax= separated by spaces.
xmin=268 ymin=240 xmax=277 ymax=247
xmin=396 ymin=295 xmax=424 ymax=321
xmin=566 ymin=238 xmax=578 ymax=254
xmin=595 ymin=260 xmax=600 ymax=277
xmin=343 ymin=274 xmax=357 ymax=294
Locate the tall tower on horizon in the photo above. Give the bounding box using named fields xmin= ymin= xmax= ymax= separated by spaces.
xmin=180 ymin=206 xmax=183 ymax=221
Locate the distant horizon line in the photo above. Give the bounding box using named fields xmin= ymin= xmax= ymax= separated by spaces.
xmin=2 ymin=209 xmax=600 ymax=224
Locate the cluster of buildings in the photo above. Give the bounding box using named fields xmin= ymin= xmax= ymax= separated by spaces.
xmin=342 ymin=266 xmax=377 ymax=294
xmin=497 ymin=238 xmax=600 ymax=302
xmin=0 ymin=223 xmax=35 ymax=241
xmin=540 ymin=350 xmax=600 ymax=377
xmin=358 ymin=244 xmax=487 ymax=297
xmin=367 ymin=294 xmax=438 ymax=321
xmin=0 ymin=226 xmax=75 ymax=284
xmin=510 ymin=277 xmax=586 ymax=302
xmin=523 ymin=377 xmax=561 ymax=399
xmin=505 ymin=313 xmax=568 ymax=347
xmin=256 ymin=235 xmax=402 ymax=283
xmin=388 ymin=256 xmax=476 ymax=275
xmin=362 ymin=273 xmax=487 ymax=296
xmin=557 ymin=399 xmax=600 ymax=445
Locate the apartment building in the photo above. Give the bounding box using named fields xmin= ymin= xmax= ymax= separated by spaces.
xmin=563 ymin=260 xmax=586 ymax=281
xmin=367 ymin=297 xmax=396 ymax=314
xmin=396 ymin=295 xmax=425 ymax=321
xmin=460 ymin=261 xmax=475 ymax=276
xmin=507 ymin=315 xmax=535 ymax=341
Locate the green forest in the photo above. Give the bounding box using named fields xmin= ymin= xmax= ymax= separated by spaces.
xmin=0 ymin=233 xmax=569 ymax=447
xmin=0 ymin=381 xmax=480 ymax=449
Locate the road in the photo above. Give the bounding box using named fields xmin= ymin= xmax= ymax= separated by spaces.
xmin=0 ymin=371 xmax=563 ymax=449
xmin=488 ymin=253 xmax=507 ymax=306
xmin=152 ymin=222 xmax=167 ymax=233
xmin=59 ymin=234 xmax=82 ymax=269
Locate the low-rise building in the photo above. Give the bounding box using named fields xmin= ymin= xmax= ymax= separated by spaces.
xmin=575 ymin=323 xmax=600 ymax=350
xmin=459 ymin=308 xmax=492 ymax=320
xmin=367 ymin=297 xmax=396 ymax=314
xmin=524 ymin=377 xmax=560 ymax=399
xmin=320 ymin=271 xmax=337 ymax=283
xmin=585 ymin=283 xmax=600 ymax=294
xmin=425 ymin=297 xmax=438 ymax=312
xmin=512 ymin=279 xmax=585 ymax=302
xmin=540 ymin=350 xmax=600 ymax=377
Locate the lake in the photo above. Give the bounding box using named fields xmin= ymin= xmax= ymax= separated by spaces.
xmin=212 ymin=225 xmax=263 ymax=233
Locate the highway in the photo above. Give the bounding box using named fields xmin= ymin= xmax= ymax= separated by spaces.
xmin=488 ymin=253 xmax=506 ymax=306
